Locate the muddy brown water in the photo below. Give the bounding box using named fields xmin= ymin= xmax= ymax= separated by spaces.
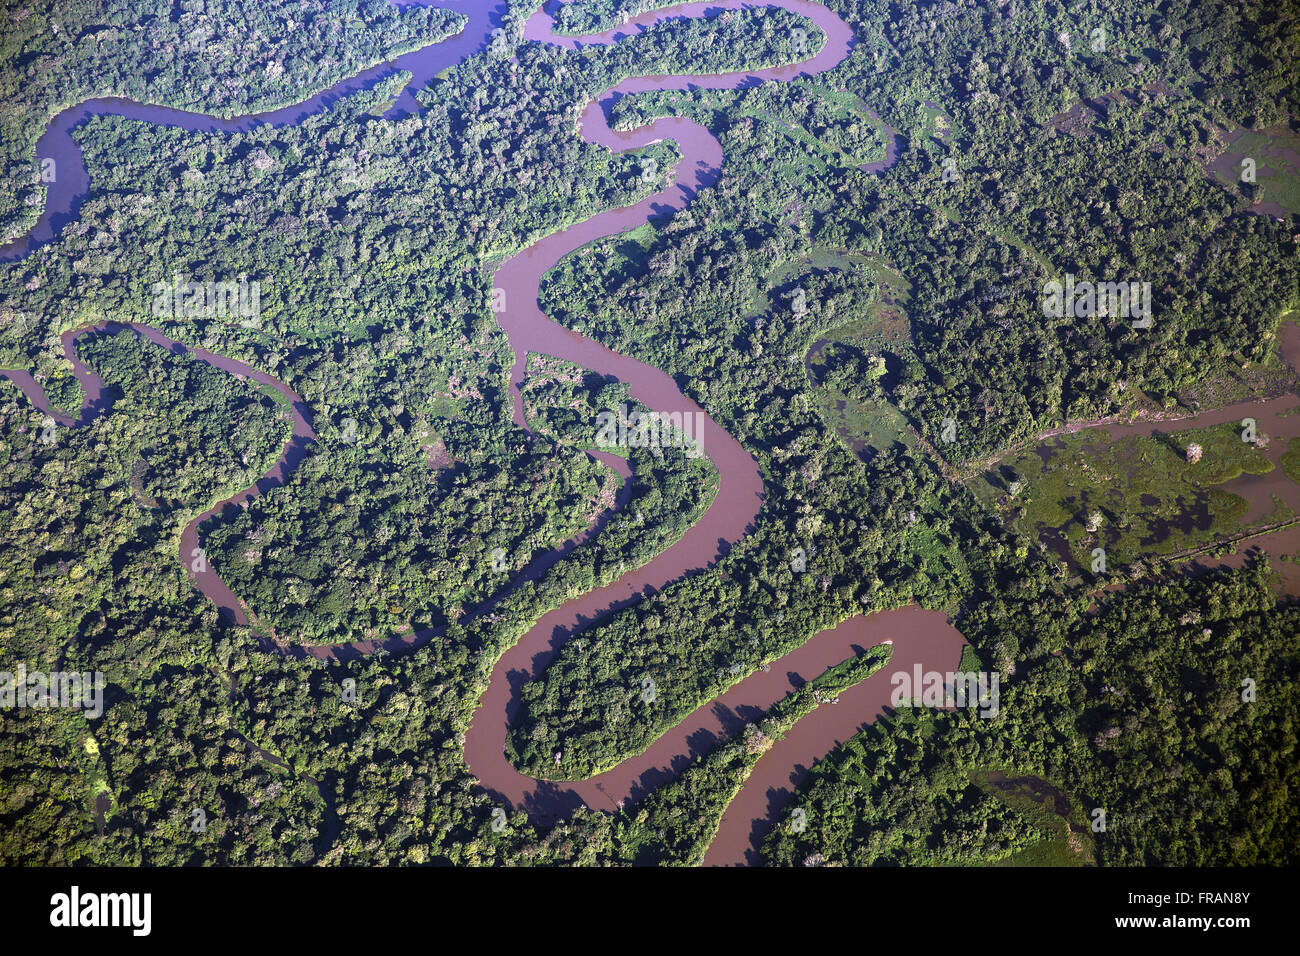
xmin=1021 ymin=320 xmax=1300 ymax=593
xmin=0 ymin=0 xmax=933 ymax=865
xmin=702 ymin=606 xmax=966 ymax=866
xmin=0 ymin=0 xmax=513 ymax=262
xmin=1028 ymin=392 xmax=1300 ymax=566
xmin=10 ymin=0 xmax=1288 ymax=867
xmin=469 ymin=0 xmax=952 ymax=855
xmin=1204 ymin=123 xmax=1300 ymax=221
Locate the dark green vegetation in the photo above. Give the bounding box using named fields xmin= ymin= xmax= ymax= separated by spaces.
xmin=0 ymin=0 xmax=466 ymax=244
xmin=2 ymin=0 xmax=1299 ymax=866
xmin=551 ymin=0 xmax=684 ymax=35
xmin=509 ymin=0 xmax=1300 ymax=777
xmin=593 ymin=641 xmax=893 ymax=865
xmin=0 ymin=328 xmax=315 ymax=864
xmin=204 ymin=350 xmax=716 ymax=644
xmin=766 ymin=564 xmax=1300 ymax=866
xmin=76 ymin=329 xmax=292 ymax=509
xmin=735 ymin=83 xmax=890 ymax=169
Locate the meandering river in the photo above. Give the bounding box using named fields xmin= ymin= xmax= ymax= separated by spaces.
xmin=3 ymin=0 xmax=950 ymax=865
xmin=0 ymin=0 xmax=512 ymax=262
xmin=9 ymin=0 xmax=1287 ymax=868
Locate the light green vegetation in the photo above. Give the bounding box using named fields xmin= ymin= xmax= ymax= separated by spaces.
xmin=969 ymin=420 xmax=1283 ymax=571
xmin=812 ymin=388 xmax=919 ymax=460
xmin=799 ymin=252 xmax=916 ymax=460
xmin=1211 ymin=127 xmax=1300 ymax=215
xmin=973 ymin=770 xmax=1093 ymax=867
xmin=738 ymin=83 xmax=889 ymax=168
xmin=1282 ymin=438 xmax=1300 ymax=485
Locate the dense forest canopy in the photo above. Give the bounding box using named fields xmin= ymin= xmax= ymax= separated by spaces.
xmin=1 ymin=0 xmax=1297 ymax=867
xmin=0 ymin=0 xmax=467 ymax=244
